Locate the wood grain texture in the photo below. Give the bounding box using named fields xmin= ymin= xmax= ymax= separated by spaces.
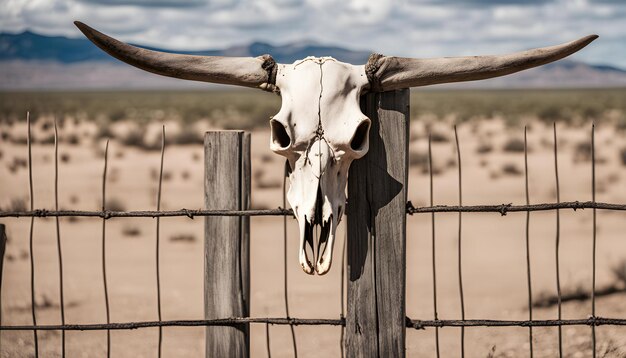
xmin=204 ymin=131 xmax=250 ymax=358
xmin=346 ymin=89 xmax=409 ymax=357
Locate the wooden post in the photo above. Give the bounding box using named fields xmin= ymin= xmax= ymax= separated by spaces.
xmin=0 ymin=224 xmax=6 ymax=338
xmin=346 ymin=89 xmax=409 ymax=357
xmin=0 ymin=224 xmax=5 ymax=286
xmin=204 ymin=131 xmax=250 ymax=358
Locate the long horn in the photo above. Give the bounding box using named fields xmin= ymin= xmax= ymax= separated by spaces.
xmin=366 ymin=35 xmax=598 ymax=91
xmin=74 ymin=21 xmax=277 ymax=91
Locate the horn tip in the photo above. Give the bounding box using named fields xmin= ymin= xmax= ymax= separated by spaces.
xmin=74 ymin=21 xmax=91 ymax=35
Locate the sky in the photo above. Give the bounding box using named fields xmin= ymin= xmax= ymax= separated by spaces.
xmin=1 ymin=0 xmax=625 ymax=68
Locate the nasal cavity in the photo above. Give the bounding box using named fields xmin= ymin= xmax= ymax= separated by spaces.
xmin=270 ymin=119 xmax=291 ymax=148
xmin=350 ymin=120 xmax=370 ymax=151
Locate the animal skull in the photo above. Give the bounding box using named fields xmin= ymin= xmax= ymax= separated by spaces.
xmin=75 ymin=21 xmax=597 ymax=275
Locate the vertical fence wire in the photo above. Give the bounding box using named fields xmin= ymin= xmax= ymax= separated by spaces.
xmin=524 ymin=126 xmax=534 ymax=358
xmin=155 ymin=126 xmax=165 ymax=358
xmin=101 ymin=140 xmax=111 ymax=358
xmin=283 ymin=160 xmax=298 ymax=357
xmin=340 ymin=232 xmax=346 ymax=358
xmin=454 ymin=126 xmax=465 ymax=358
xmin=428 ymin=134 xmax=440 ymax=358
xmin=591 ymin=124 xmax=597 ymax=358
xmin=553 ymin=123 xmax=563 ymax=358
xmin=265 ymin=321 xmax=271 ymax=358
xmin=27 ymin=112 xmax=39 ymax=357
xmin=54 ymin=119 xmax=66 ymax=357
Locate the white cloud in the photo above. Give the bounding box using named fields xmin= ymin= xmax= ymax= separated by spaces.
xmin=1 ymin=0 xmax=625 ymax=67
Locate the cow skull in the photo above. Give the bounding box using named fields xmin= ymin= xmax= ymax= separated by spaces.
xmin=75 ymin=21 xmax=597 ymax=275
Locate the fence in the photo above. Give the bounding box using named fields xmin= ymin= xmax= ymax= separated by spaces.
xmin=1 ymin=90 xmax=626 ymax=357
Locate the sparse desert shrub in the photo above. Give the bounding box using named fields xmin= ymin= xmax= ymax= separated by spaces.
xmin=96 ymin=126 xmax=115 ymax=140
xmin=11 ymin=136 xmax=27 ymax=145
xmin=105 ymin=197 xmax=126 ymax=211
xmin=501 ymin=163 xmax=522 ymax=176
xmin=476 ymin=143 xmax=493 ymax=154
xmin=66 ymin=133 xmax=80 ymax=145
xmin=574 ymin=141 xmax=592 ymax=162
xmin=170 ymin=234 xmax=196 ymax=243
xmin=192 ymin=152 xmax=201 ymax=162
xmin=121 ymin=129 xmax=146 ymax=148
xmin=182 ymin=171 xmax=190 ymax=180
xmin=7 ymin=157 xmax=27 ymax=173
xmin=174 ymin=128 xmax=203 ymax=145
xmin=69 ymin=195 xmax=79 ymax=204
xmin=122 ymin=225 xmax=141 ymax=237
xmin=60 ymin=153 xmax=70 ymax=163
xmin=620 ymin=148 xmax=626 ymax=166
xmin=611 ymin=259 xmax=626 ymax=285
xmin=260 ymin=154 xmax=273 ymax=163
xmin=3 ymin=197 xmax=28 ymax=212
xmin=409 ymin=150 xmax=428 ymax=168
xmin=250 ymin=202 xmax=269 ymax=210
xmin=254 ymin=169 xmax=281 ymax=189
xmin=38 ymin=134 xmax=56 ymax=145
xmin=108 ymin=109 xmax=126 ymax=122
xmin=502 ymin=138 xmax=525 ymax=153
xmin=40 ymin=121 xmax=52 ymax=132
xmin=430 ymin=131 xmax=449 ymax=143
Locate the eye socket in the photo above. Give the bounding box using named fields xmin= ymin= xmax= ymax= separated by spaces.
xmin=270 ymin=119 xmax=291 ymax=149
xmin=350 ymin=120 xmax=370 ymax=151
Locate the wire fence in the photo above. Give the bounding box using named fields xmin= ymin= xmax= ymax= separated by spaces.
xmin=0 ymin=115 xmax=625 ymax=357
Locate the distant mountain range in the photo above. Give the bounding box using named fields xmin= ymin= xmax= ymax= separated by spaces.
xmin=2 ymin=30 xmax=625 ymax=90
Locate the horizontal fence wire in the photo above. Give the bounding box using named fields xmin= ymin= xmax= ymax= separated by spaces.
xmin=2 ymin=201 xmax=626 ymax=219
xmin=3 ymin=316 xmax=626 ymax=331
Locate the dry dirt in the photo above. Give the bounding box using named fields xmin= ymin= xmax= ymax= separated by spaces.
xmin=1 ymin=118 xmax=626 ymax=357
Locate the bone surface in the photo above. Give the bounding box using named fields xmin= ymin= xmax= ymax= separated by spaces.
xmin=74 ymin=21 xmax=596 ymax=274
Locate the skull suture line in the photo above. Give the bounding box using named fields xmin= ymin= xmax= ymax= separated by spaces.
xmin=75 ymin=21 xmax=597 ymax=275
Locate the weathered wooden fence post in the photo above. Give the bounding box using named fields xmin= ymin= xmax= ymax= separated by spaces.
xmin=204 ymin=131 xmax=251 ymax=357
xmin=346 ymin=89 xmax=409 ymax=357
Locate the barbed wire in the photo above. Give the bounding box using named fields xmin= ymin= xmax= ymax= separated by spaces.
xmin=3 ymin=316 xmax=625 ymax=331
xmin=2 ymin=200 xmax=625 ymax=219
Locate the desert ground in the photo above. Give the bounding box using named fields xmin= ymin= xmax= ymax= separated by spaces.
xmin=1 ymin=89 xmax=626 ymax=357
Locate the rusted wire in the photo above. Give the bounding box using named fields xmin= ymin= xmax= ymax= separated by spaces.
xmin=0 ymin=318 xmax=345 ymax=331
xmin=0 ymin=208 xmax=293 ymax=218
xmin=3 ymin=316 xmax=625 ymax=331
xmin=406 ymin=201 xmax=626 ymax=214
xmin=428 ymin=134 xmax=440 ymax=358
xmin=554 ymin=122 xmax=563 ymax=358
xmin=591 ymin=124 xmax=597 ymax=358
xmin=407 ymin=317 xmax=626 ymax=329
xmin=524 ymin=126 xmax=534 ymax=358
xmin=54 ymin=118 xmax=66 ymax=357
xmin=340 ymin=230 xmax=346 ymax=358
xmin=283 ymin=160 xmax=297 ymax=357
xmin=454 ymin=125 xmax=465 ymax=358
xmin=101 ymin=140 xmax=111 ymax=358
xmin=27 ymin=112 xmax=39 ymax=357
xmin=4 ymin=200 xmax=625 ymax=219
xmin=156 ymin=126 xmax=165 ymax=358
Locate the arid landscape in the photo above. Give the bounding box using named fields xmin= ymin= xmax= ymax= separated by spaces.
xmin=1 ymin=89 xmax=626 ymax=357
